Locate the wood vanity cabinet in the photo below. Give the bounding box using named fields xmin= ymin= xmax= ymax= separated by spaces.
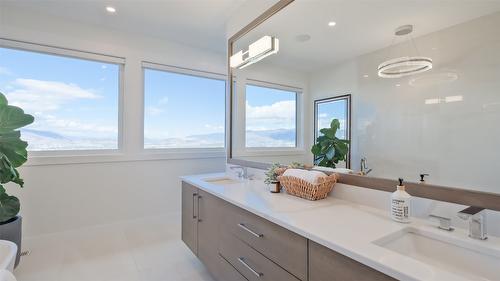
xmin=182 ymin=182 xmax=247 ymax=281
xmin=309 ymin=241 xmax=397 ymax=281
xmin=181 ymin=181 xmax=198 ymax=254
xmin=182 ymin=181 xmax=396 ymax=281
xmin=197 ymin=188 xmax=223 ymax=275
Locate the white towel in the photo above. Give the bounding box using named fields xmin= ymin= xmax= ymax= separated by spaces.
xmin=282 ymin=169 xmax=327 ymax=184
xmin=313 ymin=166 xmax=353 ymax=174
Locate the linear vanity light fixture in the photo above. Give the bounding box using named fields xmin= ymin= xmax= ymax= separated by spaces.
xmin=230 ymin=36 xmax=279 ymax=69
xmin=378 ymin=25 xmax=433 ymax=78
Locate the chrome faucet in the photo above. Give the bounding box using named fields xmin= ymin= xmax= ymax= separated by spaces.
xmin=429 ymin=214 xmax=454 ymax=231
xmin=230 ymin=165 xmax=248 ymax=179
xmin=360 ymin=157 xmax=372 ymax=175
xmin=458 ymin=206 xmax=487 ymax=240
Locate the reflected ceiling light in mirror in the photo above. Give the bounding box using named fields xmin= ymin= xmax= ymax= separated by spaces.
xmin=378 ymin=25 xmax=433 ymax=78
xmin=425 ymin=98 xmax=440 ymax=105
xmin=444 ymin=95 xmax=463 ymax=103
xmin=409 ymin=72 xmax=458 ymax=87
xmin=230 ymin=36 xmax=279 ymax=69
xmin=106 ymin=6 xmax=116 ymax=13
xmin=328 ymin=21 xmax=337 ymax=27
xmin=425 ymin=95 xmax=463 ymax=105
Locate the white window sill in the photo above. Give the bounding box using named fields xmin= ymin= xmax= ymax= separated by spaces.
xmin=233 ymin=148 xmax=306 ymax=158
xmin=25 ymin=148 xmax=226 ymax=166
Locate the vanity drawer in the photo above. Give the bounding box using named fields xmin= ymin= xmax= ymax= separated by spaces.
xmin=220 ymin=231 xmax=300 ymax=281
xmin=309 ymin=241 xmax=397 ymax=281
xmin=222 ymin=203 xmax=307 ymax=280
xmin=213 ymin=254 xmax=248 ymax=281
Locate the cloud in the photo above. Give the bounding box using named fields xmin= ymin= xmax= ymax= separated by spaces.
xmin=0 ymin=66 xmax=12 ymax=76
xmin=246 ymin=100 xmax=295 ymax=131
xmin=246 ymin=100 xmax=295 ymax=120
xmin=204 ymin=124 xmax=224 ymax=132
xmin=145 ymin=97 xmax=170 ymax=116
xmin=29 ymin=112 xmax=117 ymax=137
xmin=158 ymin=97 xmax=169 ymax=105
xmin=5 ymin=78 xmax=101 ymax=112
xmin=146 ymin=106 xmax=164 ymax=116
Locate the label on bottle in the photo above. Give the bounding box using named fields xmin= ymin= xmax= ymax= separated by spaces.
xmin=391 ymin=198 xmax=410 ymax=223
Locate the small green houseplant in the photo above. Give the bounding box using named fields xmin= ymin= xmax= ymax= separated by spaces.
xmin=264 ymin=162 xmax=282 ymax=184
xmin=311 ymin=119 xmax=349 ymax=168
xmin=0 ymin=92 xmax=34 ymax=267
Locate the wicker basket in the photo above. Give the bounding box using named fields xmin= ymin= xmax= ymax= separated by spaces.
xmin=277 ymin=169 xmax=338 ymax=201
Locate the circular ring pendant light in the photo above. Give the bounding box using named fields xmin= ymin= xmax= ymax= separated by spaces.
xmin=378 ymin=25 xmax=433 ymax=78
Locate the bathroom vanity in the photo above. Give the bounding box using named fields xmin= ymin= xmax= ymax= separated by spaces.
xmin=181 ymin=174 xmax=500 ymax=281
xmin=182 ymin=178 xmax=394 ymax=281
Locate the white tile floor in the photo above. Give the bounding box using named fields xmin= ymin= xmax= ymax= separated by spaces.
xmin=14 ymin=213 xmax=215 ymax=281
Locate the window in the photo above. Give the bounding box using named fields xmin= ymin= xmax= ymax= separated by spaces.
xmin=143 ymin=66 xmax=226 ymax=149
xmin=0 ymin=46 xmax=121 ymax=151
xmin=314 ymin=95 xmax=351 ymax=166
xmin=245 ymin=84 xmax=297 ymax=148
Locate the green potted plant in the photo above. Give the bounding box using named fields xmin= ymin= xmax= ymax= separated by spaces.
xmin=265 ymin=163 xmax=282 ymax=193
xmin=311 ymin=119 xmax=349 ymax=168
xmin=0 ymin=92 xmax=34 ymax=267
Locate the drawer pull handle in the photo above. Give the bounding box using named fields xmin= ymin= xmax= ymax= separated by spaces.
xmin=238 ymin=257 xmax=263 ymax=278
xmin=238 ymin=223 xmax=263 ymax=238
xmin=192 ymin=193 xmax=198 ymax=219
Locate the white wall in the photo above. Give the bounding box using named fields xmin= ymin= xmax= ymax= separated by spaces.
xmin=0 ymin=5 xmax=226 ymax=236
xmin=310 ymin=12 xmax=500 ymax=192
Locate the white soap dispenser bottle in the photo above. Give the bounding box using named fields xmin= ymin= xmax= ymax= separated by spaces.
xmin=391 ymin=178 xmax=411 ymax=223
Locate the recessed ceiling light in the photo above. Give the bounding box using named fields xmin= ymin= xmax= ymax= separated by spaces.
xmin=395 ymin=84 xmax=401 ymax=87
xmin=328 ymin=21 xmax=336 ymax=27
xmin=106 ymin=6 xmax=116 ymax=13
xmin=363 ymin=74 xmax=369 ymax=78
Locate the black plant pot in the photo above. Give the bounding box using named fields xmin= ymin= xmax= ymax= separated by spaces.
xmin=0 ymin=216 xmax=22 ymax=268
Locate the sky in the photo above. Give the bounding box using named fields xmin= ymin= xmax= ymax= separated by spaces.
xmin=144 ymin=69 xmax=225 ymax=148
xmin=0 ymin=47 xmax=119 ymax=150
xmin=316 ymin=99 xmax=348 ymax=139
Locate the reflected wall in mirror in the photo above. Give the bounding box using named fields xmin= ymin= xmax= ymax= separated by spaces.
xmin=229 ymin=0 xmax=500 ymax=194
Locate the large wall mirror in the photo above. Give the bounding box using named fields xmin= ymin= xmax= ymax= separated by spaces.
xmin=228 ymin=0 xmax=500 ymax=197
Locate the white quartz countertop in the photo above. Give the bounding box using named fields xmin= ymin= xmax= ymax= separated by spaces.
xmin=181 ymin=173 xmax=500 ymax=281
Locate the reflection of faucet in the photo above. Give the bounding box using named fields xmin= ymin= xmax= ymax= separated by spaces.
xmin=458 ymin=206 xmax=487 ymax=240
xmin=360 ymin=157 xmax=372 ymax=175
xmin=230 ymin=165 xmax=248 ymax=179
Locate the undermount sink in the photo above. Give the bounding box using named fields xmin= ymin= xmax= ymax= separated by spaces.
xmin=373 ymin=227 xmax=500 ymax=281
xmin=203 ymin=177 xmax=242 ymax=185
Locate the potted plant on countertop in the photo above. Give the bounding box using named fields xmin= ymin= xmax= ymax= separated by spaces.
xmin=265 ymin=163 xmax=283 ymax=193
xmin=311 ymin=119 xmax=350 ymax=168
xmin=0 ymin=92 xmax=34 ymax=268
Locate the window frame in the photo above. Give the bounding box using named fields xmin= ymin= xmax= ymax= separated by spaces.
xmin=313 ymin=94 xmax=352 ymax=168
xmin=0 ymin=39 xmax=125 ymax=159
xmin=141 ymin=61 xmax=227 ymax=154
xmin=237 ymin=79 xmax=304 ymax=157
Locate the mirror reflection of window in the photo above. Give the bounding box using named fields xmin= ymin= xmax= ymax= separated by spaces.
xmin=245 ymin=84 xmax=297 ymax=148
xmin=314 ymin=95 xmax=351 ymax=167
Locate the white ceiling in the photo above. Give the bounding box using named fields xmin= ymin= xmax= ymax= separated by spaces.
xmin=236 ymin=0 xmax=500 ymax=72
xmin=1 ymin=0 xmax=247 ymax=53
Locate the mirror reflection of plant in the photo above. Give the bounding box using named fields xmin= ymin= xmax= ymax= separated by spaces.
xmin=311 ymin=119 xmax=349 ymax=168
xmin=0 ymin=92 xmax=34 ymax=223
xmin=264 ymin=163 xmax=282 ymax=184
